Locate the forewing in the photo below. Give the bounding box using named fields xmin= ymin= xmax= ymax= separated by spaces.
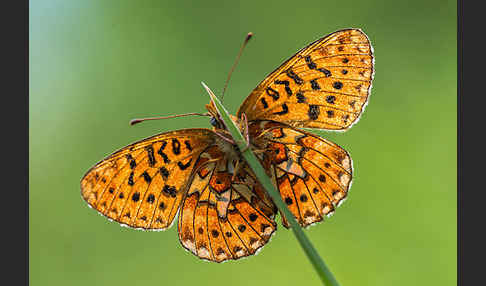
xmin=80 ymin=129 xmax=216 ymax=230
xmin=237 ymin=29 xmax=374 ymax=131
xmin=249 ymin=120 xmax=353 ymax=228
xmin=178 ymin=147 xmax=277 ymax=263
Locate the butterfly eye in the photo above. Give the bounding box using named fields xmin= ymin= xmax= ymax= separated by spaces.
xmin=210 ymin=117 xmax=220 ymax=128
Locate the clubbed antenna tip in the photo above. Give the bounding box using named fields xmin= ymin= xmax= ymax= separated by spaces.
xmin=221 ymin=32 xmax=254 ymax=101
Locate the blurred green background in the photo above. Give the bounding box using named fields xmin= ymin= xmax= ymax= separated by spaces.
xmin=29 ymin=0 xmax=456 ymax=285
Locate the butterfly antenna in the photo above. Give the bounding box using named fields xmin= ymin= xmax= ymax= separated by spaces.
xmin=130 ymin=112 xmax=210 ymax=126
xmin=221 ymin=32 xmax=253 ymax=102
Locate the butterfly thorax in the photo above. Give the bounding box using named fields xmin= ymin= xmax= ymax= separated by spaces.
xmin=206 ymin=102 xmax=243 ymax=151
xmin=210 ymin=115 xmax=244 ymax=168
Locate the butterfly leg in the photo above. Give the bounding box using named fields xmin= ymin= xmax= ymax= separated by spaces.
xmin=251 ymin=149 xmax=266 ymax=155
xmin=231 ymin=159 xmax=242 ymax=181
xmin=253 ymin=128 xmax=274 ymax=141
xmin=242 ymin=113 xmax=250 ymax=146
xmin=214 ymin=130 xmax=236 ymax=145
xmin=239 ymin=113 xmax=251 ymax=153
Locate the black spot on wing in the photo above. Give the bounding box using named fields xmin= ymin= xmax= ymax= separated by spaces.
xmin=145 ymin=145 xmax=156 ymax=167
xmin=159 ymin=166 xmax=169 ymax=179
xmin=260 ymin=98 xmax=269 ymax=109
xmin=275 ymin=80 xmax=292 ymax=96
xmin=128 ymin=172 xmax=134 ymax=186
xmin=266 ymin=87 xmax=280 ymax=101
xmin=172 ymin=139 xmax=181 ymax=155
xmin=184 ymin=140 xmax=193 ymax=151
xmin=310 ymin=79 xmax=321 ymax=90
xmin=305 ymin=55 xmax=316 ymax=69
xmin=147 ymin=194 xmax=155 ymax=203
xmin=273 ymin=104 xmax=289 ymax=115
xmin=162 ymin=185 xmax=177 ymax=197
xmin=158 ymin=141 xmax=170 ymax=164
xmin=317 ymin=68 xmax=331 ymax=77
xmin=177 ymin=159 xmax=192 ymax=170
xmin=333 ymin=81 xmax=343 ymax=90
xmin=296 ymin=91 xmax=306 ymax=103
xmin=326 ymin=95 xmax=336 ymax=104
xmin=308 ymin=105 xmax=320 ymax=120
xmin=126 ymin=154 xmax=136 ymax=169
xmin=132 ymin=192 xmax=140 ymax=202
xmin=141 ymin=171 xmax=151 ymax=183
xmin=286 ymin=69 xmax=303 ymax=85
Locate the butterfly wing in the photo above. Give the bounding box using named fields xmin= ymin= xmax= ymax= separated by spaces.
xmin=178 ymin=146 xmax=277 ymax=262
xmin=237 ymin=28 xmax=374 ymax=131
xmin=80 ymin=129 xmax=218 ymax=230
xmin=249 ymin=120 xmax=352 ymax=228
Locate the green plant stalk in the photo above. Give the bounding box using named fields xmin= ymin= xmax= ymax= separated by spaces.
xmin=204 ymin=83 xmax=340 ymax=286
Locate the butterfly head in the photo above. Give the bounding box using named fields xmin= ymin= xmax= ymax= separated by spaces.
xmin=206 ymin=102 xmax=240 ymax=131
xmin=201 ymin=82 xmax=244 ymax=144
xmin=203 ymin=84 xmax=238 ymax=132
xmin=205 ymin=101 xmax=223 ymax=129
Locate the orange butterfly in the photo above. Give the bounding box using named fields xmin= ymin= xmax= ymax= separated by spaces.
xmin=80 ymin=28 xmax=374 ymax=262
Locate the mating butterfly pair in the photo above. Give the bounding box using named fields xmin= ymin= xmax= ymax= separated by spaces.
xmin=81 ymin=28 xmax=374 ymax=262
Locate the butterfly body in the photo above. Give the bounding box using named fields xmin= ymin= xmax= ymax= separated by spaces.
xmin=81 ymin=28 xmax=373 ymax=262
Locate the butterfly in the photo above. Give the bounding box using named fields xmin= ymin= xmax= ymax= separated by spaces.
xmin=80 ymin=28 xmax=374 ymax=262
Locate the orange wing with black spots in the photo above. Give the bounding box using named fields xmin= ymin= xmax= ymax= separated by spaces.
xmin=81 ymin=28 xmax=372 ymax=263
xmin=80 ymin=129 xmax=217 ymax=230
xmin=178 ymin=146 xmax=277 ymax=263
xmin=237 ymin=28 xmax=374 ymax=131
xmin=249 ymin=120 xmax=352 ymax=228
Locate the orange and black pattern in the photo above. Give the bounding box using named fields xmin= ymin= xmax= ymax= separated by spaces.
xmin=248 ymin=120 xmax=352 ymax=228
xmin=80 ymin=129 xmax=216 ymax=230
xmin=237 ymin=29 xmax=373 ymax=130
xmin=178 ymin=146 xmax=277 ymax=262
xmin=81 ymin=28 xmax=374 ymax=263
